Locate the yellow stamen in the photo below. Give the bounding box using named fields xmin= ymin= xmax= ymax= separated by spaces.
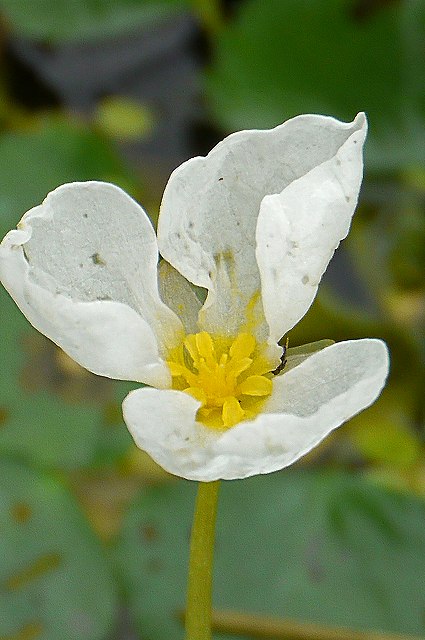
xmin=222 ymin=397 xmax=245 ymax=427
xmin=195 ymin=332 xmax=214 ymax=360
xmin=167 ymin=332 xmax=274 ymax=430
xmin=238 ymin=375 xmax=273 ymax=396
xmin=229 ymin=333 xmax=256 ymax=359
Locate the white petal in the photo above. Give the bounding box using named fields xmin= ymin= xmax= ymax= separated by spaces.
xmin=123 ymin=339 xmax=388 ymax=481
xmin=0 ymin=229 xmax=170 ymax=386
xmin=123 ymin=388 xmax=218 ymax=477
xmin=256 ymin=116 xmax=367 ymax=341
xmin=123 ymin=387 xmax=259 ymax=481
xmin=13 ymin=181 xmax=181 ymax=351
xmin=0 ymin=181 xmax=184 ymax=385
xmin=158 ymin=113 xmax=366 ymax=339
xmin=158 ymin=260 xmax=201 ymax=334
xmin=285 ymin=339 xmax=334 ymax=373
xmin=216 ymin=339 xmax=389 ymax=478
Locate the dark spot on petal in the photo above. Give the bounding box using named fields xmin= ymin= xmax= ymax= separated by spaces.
xmin=214 ymin=250 xmax=234 ymax=267
xmin=140 ymin=523 xmax=160 ymax=543
xmin=188 ymin=221 xmax=194 ymax=229
xmin=336 ymin=159 xmax=341 ymax=166
xmin=91 ymin=253 xmax=106 ymax=266
xmin=11 ymin=502 xmax=32 ymax=524
xmin=218 ymin=177 xmax=224 ymax=181
xmin=83 ymin=213 xmax=88 ymax=218
xmin=302 ymin=275 xmax=309 ymax=284
xmin=79 ymin=263 xmax=84 ymax=268
xmin=345 ymin=196 xmax=350 ymax=202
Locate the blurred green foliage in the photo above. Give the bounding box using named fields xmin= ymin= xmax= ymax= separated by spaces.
xmin=0 ymin=0 xmax=189 ymax=43
xmin=116 ymin=471 xmax=425 ymax=639
xmin=0 ymin=1 xmax=424 ymax=639
xmin=0 ymin=459 xmax=117 ymax=640
xmin=207 ymin=0 xmax=425 ymax=171
xmin=0 ymin=115 xmax=138 ymax=236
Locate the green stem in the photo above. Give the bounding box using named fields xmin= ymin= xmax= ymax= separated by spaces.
xmin=211 ymin=610 xmax=422 ymax=640
xmin=185 ymin=480 xmax=220 ymax=640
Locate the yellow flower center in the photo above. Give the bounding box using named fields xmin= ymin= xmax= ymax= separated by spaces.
xmin=167 ymin=332 xmax=274 ymax=429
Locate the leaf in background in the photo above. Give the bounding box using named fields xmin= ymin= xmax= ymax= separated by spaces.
xmin=206 ymin=0 xmax=425 ymax=171
xmin=0 ymin=459 xmax=118 ymax=640
xmin=350 ymin=386 xmax=421 ymax=470
xmin=0 ymin=115 xmax=137 ymax=234
xmin=94 ymin=96 xmax=156 ymax=142
xmin=0 ymin=115 xmax=141 ymax=467
xmin=0 ymin=288 xmax=105 ymax=468
xmin=0 ymin=0 xmax=189 ymax=44
xmin=115 ymin=470 xmax=425 ymax=640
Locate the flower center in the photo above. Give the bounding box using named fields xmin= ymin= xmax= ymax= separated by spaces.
xmin=167 ymin=332 xmax=274 ymax=429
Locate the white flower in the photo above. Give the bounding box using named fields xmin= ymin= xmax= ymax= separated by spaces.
xmin=0 ymin=113 xmax=389 ymax=481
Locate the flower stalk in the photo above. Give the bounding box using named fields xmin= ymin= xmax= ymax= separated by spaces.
xmin=210 ymin=609 xmax=419 ymax=640
xmin=185 ymin=480 xmax=220 ymax=640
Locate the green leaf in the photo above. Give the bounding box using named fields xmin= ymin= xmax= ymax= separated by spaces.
xmin=350 ymin=388 xmax=421 ymax=470
xmin=0 ymin=116 xmax=136 ymax=236
xmin=0 ymin=287 xmax=105 ymax=468
xmin=116 ymin=471 xmax=425 ymax=639
xmin=94 ymin=96 xmax=156 ymax=141
xmin=206 ymin=0 xmax=425 ymax=171
xmin=0 ymin=116 xmax=141 ymax=468
xmin=0 ymin=459 xmax=117 ymax=640
xmin=286 ymin=340 xmax=334 ymax=357
xmin=0 ymin=0 xmax=188 ymax=43
xmin=285 ymin=339 xmax=334 ymax=372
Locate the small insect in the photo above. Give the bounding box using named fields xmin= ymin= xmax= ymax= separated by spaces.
xmin=271 ymin=337 xmax=289 ymax=375
xmin=218 ymin=177 xmax=224 ymax=181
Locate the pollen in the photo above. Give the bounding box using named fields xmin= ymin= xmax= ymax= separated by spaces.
xmin=167 ymin=331 xmax=274 ymax=429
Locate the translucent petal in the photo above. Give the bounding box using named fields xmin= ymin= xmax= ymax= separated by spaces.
xmin=217 ymin=339 xmax=389 ymax=478
xmin=0 ymin=228 xmax=169 ymax=386
xmin=123 ymin=339 xmax=388 ymax=482
xmin=122 ymin=339 xmax=389 ymax=481
xmin=122 ymin=388 xmax=216 ymax=477
xmin=284 ymin=339 xmax=334 ymax=373
xmin=158 ymin=113 xmax=366 ymax=340
xmin=256 ymin=116 xmax=367 ymax=340
xmin=18 ymin=181 xmax=181 ymax=351
xmin=0 ymin=181 xmax=184 ymax=384
xmin=158 ymin=260 xmax=201 ymax=334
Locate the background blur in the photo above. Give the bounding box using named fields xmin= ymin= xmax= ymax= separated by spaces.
xmin=0 ymin=1 xmax=424 ymax=639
